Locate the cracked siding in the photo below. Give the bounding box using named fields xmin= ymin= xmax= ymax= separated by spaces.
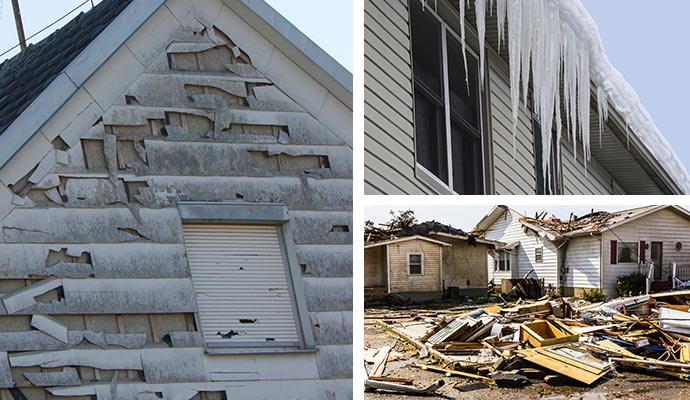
xmin=0 ymin=0 xmax=352 ymax=398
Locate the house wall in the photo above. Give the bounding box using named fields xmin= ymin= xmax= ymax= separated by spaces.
xmin=0 ymin=1 xmax=351 ymax=398
xmin=387 ymin=239 xmax=443 ymax=296
xmin=363 ymin=0 xmax=654 ymax=196
xmin=433 ymin=237 xmax=489 ymax=296
xmin=561 ymin=235 xmax=602 ymax=296
xmin=600 ymin=208 xmax=690 ymax=297
xmin=483 ymin=209 xmax=558 ymax=289
xmin=364 ymin=246 xmax=387 ymax=287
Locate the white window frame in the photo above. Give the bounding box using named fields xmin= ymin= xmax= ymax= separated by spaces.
xmin=497 ymin=250 xmax=511 ymax=272
xmin=535 ymin=247 xmax=544 ymax=263
xmin=410 ymin=0 xmax=486 ymax=195
xmin=407 ymin=252 xmax=424 ymax=275
xmin=178 ymin=201 xmax=315 ymax=354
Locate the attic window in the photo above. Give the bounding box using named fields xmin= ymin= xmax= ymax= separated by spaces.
xmin=535 ymin=247 xmax=544 ymax=263
xmin=408 ymin=253 xmax=423 ymax=275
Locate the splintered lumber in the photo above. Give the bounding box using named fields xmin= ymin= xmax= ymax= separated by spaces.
xmin=364 ymin=378 xmax=445 ymax=394
xmin=370 ymin=346 xmax=391 ymax=377
xmin=519 ymin=344 xmax=611 ymax=385
xmin=412 ymin=363 xmax=494 ymax=383
xmin=376 ymin=320 xmax=455 ymax=365
xmin=608 ymin=357 xmax=690 ymax=370
xmin=368 ymin=376 xmax=414 ymax=385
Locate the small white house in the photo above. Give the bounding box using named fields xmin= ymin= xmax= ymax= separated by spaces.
xmin=474 ymin=205 xmax=690 ymax=298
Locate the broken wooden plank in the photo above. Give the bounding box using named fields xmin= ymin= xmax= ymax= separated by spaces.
xmin=412 ymin=363 xmax=494 ymax=383
xmin=376 ymin=320 xmax=455 ymax=365
xmin=364 ymin=378 xmax=444 ymax=394
xmin=369 ymin=346 xmax=391 ymax=377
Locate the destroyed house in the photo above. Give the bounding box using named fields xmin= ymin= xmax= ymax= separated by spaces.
xmin=475 ymin=205 xmax=690 ymax=298
xmin=0 ymin=0 xmax=352 ymax=398
xmin=364 ymin=0 xmax=690 ymax=195
xmin=364 ymin=222 xmax=497 ymax=301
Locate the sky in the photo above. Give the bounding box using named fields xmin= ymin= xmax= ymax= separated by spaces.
xmin=581 ymin=0 xmax=690 ymax=172
xmin=365 ymin=205 xmax=648 ymax=232
xmin=0 ymin=0 xmax=353 ymax=72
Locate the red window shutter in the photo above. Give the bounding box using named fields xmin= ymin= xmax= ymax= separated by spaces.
xmin=639 ymin=241 xmax=646 ymax=263
xmin=610 ymin=241 xmax=618 ymax=265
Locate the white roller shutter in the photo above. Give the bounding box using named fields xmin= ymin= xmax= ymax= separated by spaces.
xmin=182 ymin=224 xmax=300 ymax=346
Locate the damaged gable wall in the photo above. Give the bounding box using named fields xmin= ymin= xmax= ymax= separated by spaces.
xmin=0 ymin=1 xmax=352 ymax=399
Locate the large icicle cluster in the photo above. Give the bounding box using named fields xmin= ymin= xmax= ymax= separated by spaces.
xmin=460 ymin=0 xmax=690 ymax=193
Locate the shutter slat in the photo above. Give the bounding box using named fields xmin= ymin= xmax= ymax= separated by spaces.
xmin=183 ymin=224 xmax=299 ymax=344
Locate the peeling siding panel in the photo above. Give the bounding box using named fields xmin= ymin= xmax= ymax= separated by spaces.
xmin=600 ymin=208 xmax=690 ymax=297
xmin=387 ymin=239 xmax=442 ymax=294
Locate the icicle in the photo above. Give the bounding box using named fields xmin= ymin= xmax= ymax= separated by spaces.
xmin=520 ymin=0 xmax=534 ymax=108
xmin=596 ymin=86 xmax=609 ymax=148
xmin=496 ymin=0 xmax=507 ymax=51
xmin=506 ymin=0 xmax=522 ymax=158
xmin=577 ymin=40 xmax=591 ymax=169
xmin=421 ymin=0 xmax=427 ymax=11
xmin=459 ymin=0 xmax=470 ymax=89
xmin=489 ymin=0 xmax=495 ymax=16
xmin=475 ymin=0 xmax=487 ymax=90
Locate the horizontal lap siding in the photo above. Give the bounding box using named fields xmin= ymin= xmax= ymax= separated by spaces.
xmin=560 ymin=138 xmax=623 ymax=195
xmin=564 ymin=235 xmax=601 ymax=290
xmin=484 ymin=209 xmax=558 ymax=287
xmin=388 ymin=240 xmax=442 ymax=293
xmin=600 ymin=208 xmax=690 ymax=297
xmin=364 ymin=246 xmax=386 ymax=287
xmin=488 ymin=68 xmax=536 ymax=195
xmin=364 ymin=0 xmax=434 ymax=194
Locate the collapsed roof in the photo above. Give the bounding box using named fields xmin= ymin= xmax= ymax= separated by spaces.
xmin=365 ymin=220 xmax=470 ymax=244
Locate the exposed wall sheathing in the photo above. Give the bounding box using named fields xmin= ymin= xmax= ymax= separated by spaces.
xmin=0 ymin=1 xmax=352 ymax=398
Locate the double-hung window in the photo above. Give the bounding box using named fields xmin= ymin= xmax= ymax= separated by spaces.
xmin=408 ymin=253 xmax=424 ymax=275
xmin=410 ymin=1 xmax=483 ymax=194
xmin=179 ymin=202 xmax=314 ymax=352
xmin=496 ymin=250 xmax=511 ymax=272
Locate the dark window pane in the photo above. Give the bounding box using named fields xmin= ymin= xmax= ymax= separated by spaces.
xmin=411 ymin=3 xmax=443 ymax=97
xmin=415 ymin=88 xmax=448 ymax=183
xmin=409 ymin=254 xmax=422 ymax=264
xmin=447 ymin=35 xmax=480 ymax=129
xmin=451 ymin=120 xmax=483 ymax=194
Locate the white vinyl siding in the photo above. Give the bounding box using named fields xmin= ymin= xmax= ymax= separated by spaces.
xmin=563 ymin=235 xmax=601 ymax=290
xmin=183 ymin=224 xmax=299 ymax=346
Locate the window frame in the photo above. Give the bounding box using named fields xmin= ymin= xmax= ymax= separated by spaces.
xmin=496 ymin=250 xmax=511 ymax=272
xmin=409 ymin=0 xmax=486 ymax=195
xmin=407 ymin=252 xmax=424 ymax=275
xmin=178 ymin=201 xmax=315 ymax=353
xmin=617 ymin=241 xmax=639 ymax=264
xmin=535 ymin=247 xmax=544 ymax=263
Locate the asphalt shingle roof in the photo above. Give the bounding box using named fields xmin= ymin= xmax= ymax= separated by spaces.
xmin=0 ymin=0 xmax=132 ymax=135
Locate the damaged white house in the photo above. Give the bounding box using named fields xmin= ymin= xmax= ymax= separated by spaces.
xmin=0 ymin=0 xmax=352 ymax=399
xmin=364 ymin=0 xmax=690 ymax=195
xmin=474 ymin=205 xmax=690 ymax=298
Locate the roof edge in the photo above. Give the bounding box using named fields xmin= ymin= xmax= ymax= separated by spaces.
xmin=0 ymin=0 xmax=165 ymax=171
xmin=364 ymin=235 xmax=452 ymax=249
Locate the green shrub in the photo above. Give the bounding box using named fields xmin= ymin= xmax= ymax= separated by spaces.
xmin=581 ymin=288 xmax=607 ymax=302
xmin=615 ymin=272 xmax=646 ymax=297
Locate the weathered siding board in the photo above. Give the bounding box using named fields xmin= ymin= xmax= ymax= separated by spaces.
xmin=563 ymin=235 xmax=601 ymax=290
xmin=388 ymin=239 xmax=442 ymax=294
xmin=0 ymin=0 xmax=352 ymax=397
xmin=437 ymin=238 xmax=489 ymax=290
xmin=600 ymin=208 xmax=690 ymax=297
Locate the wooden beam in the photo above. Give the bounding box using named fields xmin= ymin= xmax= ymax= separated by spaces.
xmin=11 ymin=0 xmax=27 ymax=52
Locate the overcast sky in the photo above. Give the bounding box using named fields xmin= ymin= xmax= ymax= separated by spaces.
xmin=0 ymin=0 xmax=352 ymax=72
xmin=581 ymin=0 xmax=690 ymax=171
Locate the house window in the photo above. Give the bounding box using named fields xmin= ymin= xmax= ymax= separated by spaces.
xmin=410 ymin=1 xmax=483 ymax=194
xmin=408 ymin=253 xmax=424 ymax=275
xmin=535 ymin=247 xmax=544 ymax=263
xmin=179 ymin=202 xmax=314 ymax=350
xmin=533 ymin=118 xmax=560 ymax=195
xmin=617 ymin=242 xmax=639 ymax=263
xmin=497 ymin=250 xmax=511 ymax=272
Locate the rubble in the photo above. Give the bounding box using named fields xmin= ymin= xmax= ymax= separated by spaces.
xmin=365 ymin=289 xmax=690 ymax=396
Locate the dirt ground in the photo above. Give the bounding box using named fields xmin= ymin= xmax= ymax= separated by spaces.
xmin=364 ymin=317 xmax=690 ymax=400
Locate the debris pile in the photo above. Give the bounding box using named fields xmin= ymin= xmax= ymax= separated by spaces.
xmin=364 ymin=220 xmax=472 ymax=243
xmin=365 ymin=289 xmax=690 ymax=396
